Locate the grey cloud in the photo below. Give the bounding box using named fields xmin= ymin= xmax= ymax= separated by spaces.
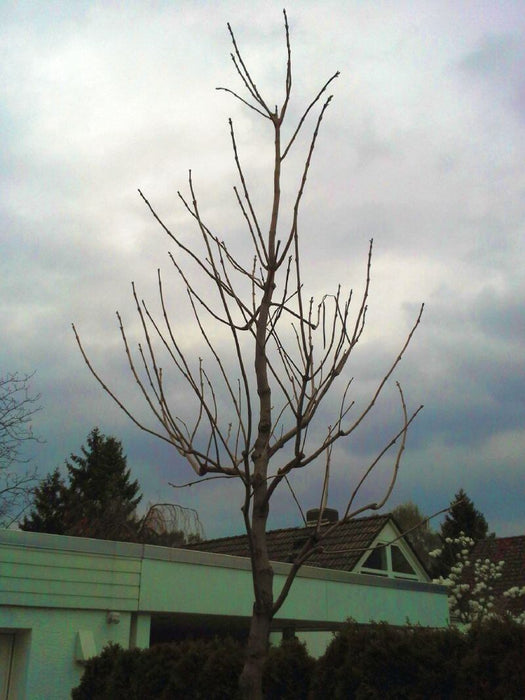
xmin=458 ymin=33 xmax=525 ymax=121
xmin=2 ymin=1 xmax=524 ymax=540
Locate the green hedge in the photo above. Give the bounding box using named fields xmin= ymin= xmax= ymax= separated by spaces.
xmin=460 ymin=618 xmax=525 ymax=699
xmin=72 ymin=636 xmax=312 ymax=700
xmin=72 ymin=637 xmax=243 ymax=700
xmin=263 ymin=638 xmax=315 ymax=699
xmin=72 ymin=620 xmax=524 ymax=699
xmin=310 ymin=618 xmax=525 ymax=699
xmin=310 ymin=621 xmax=465 ymax=699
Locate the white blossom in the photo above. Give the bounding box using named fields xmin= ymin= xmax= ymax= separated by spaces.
xmin=432 ymin=534 xmax=524 ymax=627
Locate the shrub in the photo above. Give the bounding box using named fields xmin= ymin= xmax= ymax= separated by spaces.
xmin=73 ymin=620 xmax=525 ymax=698
xmin=72 ymin=643 xmax=125 ymax=700
xmin=263 ymin=638 xmax=315 ymax=699
xmin=310 ymin=620 xmax=466 ymax=699
xmin=458 ymin=617 xmax=525 ymax=699
xmin=73 ymin=634 xmax=319 ymax=698
xmin=72 ymin=637 xmax=244 ymax=699
xmin=311 ymin=618 xmax=524 ymax=699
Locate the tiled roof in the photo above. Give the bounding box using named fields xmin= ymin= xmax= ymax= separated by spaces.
xmin=188 ymin=514 xmax=391 ymax=572
xmin=470 ymin=535 xmax=525 ymax=617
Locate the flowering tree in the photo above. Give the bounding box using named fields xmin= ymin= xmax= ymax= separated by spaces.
xmin=431 ymin=533 xmax=525 ymax=628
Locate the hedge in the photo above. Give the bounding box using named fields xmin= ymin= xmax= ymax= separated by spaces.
xmin=72 ymin=636 xmax=311 ymax=699
xmin=72 ymin=619 xmax=524 ymax=699
xmin=310 ymin=618 xmax=525 ymax=699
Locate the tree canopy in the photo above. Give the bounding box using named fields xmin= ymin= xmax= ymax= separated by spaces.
xmin=65 ymin=427 xmax=142 ymax=539
xmin=22 ymin=428 xmax=141 ymax=541
xmin=433 ymin=488 xmax=490 ymax=577
xmin=440 ymin=488 xmax=489 ymax=542
xmin=21 ymin=427 xmax=203 ymax=545
xmin=20 ymin=467 xmax=67 ymax=535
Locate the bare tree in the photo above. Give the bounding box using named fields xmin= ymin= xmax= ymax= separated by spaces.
xmin=73 ymin=11 xmax=423 ymax=698
xmin=139 ymin=502 xmax=204 ymax=545
xmin=0 ymin=372 xmax=42 ymax=526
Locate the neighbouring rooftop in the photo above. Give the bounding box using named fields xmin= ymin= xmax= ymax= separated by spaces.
xmin=189 ymin=513 xmax=399 ymax=572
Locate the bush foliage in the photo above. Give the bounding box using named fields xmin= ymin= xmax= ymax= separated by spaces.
xmin=310 ymin=618 xmax=524 ymax=699
xmin=72 ymin=636 xmax=312 ymax=700
xmin=263 ymin=638 xmax=315 ymax=699
xmin=73 ymin=619 xmax=524 ymax=699
xmin=310 ymin=621 xmax=466 ymax=699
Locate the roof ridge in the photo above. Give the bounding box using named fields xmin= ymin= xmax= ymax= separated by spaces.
xmin=192 ymin=513 xmax=391 ymax=546
xmin=476 ymin=535 xmax=525 ymax=544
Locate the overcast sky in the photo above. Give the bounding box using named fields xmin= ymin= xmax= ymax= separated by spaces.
xmin=2 ymin=0 xmax=524 ymax=539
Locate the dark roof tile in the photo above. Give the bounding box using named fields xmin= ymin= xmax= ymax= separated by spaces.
xmin=188 ymin=514 xmax=391 ymax=572
xmin=470 ymin=535 xmax=525 ymax=616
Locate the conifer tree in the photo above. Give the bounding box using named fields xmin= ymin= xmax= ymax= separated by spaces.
xmin=65 ymin=427 xmax=142 ymax=540
xmin=433 ymin=488 xmax=490 ymax=577
xmin=441 ymin=488 xmax=489 ymax=542
xmin=22 ymin=428 xmax=142 ymax=542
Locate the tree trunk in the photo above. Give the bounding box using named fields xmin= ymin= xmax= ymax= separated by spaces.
xmin=239 ymin=110 xmax=279 ymax=696
xmin=239 ymin=605 xmax=273 ymax=699
xmin=239 ymin=460 xmax=274 ymax=697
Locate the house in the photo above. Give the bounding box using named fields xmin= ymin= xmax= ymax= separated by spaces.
xmin=0 ymin=515 xmax=448 ymax=699
xmin=189 ymin=510 xmax=431 ymax=583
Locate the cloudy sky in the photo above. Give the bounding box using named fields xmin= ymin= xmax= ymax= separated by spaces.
xmin=2 ymin=0 xmax=524 ymax=539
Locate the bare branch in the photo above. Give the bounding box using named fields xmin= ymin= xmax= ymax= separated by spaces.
xmin=281 ymin=71 xmax=340 ymax=160
xmin=73 ymin=13 xmax=426 ymax=696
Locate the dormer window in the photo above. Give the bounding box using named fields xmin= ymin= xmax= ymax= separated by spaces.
xmin=391 ymin=545 xmax=417 ymax=576
xmin=360 ymin=542 xmax=418 ymax=580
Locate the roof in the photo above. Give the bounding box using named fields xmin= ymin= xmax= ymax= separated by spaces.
xmin=188 ymin=514 xmax=392 ymax=572
xmin=470 ymin=535 xmax=525 ymax=617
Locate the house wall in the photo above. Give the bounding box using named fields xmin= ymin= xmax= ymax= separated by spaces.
xmin=0 ymin=529 xmax=449 ymax=698
xmin=1 ymin=530 xmax=142 ymax=612
xmin=139 ymin=544 xmax=448 ymax=627
xmin=0 ymin=531 xmax=148 ymax=699
xmin=0 ymin=607 xmax=134 ymax=700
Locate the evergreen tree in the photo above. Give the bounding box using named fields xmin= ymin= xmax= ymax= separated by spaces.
xmin=433 ymin=488 xmax=490 ymax=577
xmin=440 ymin=488 xmax=489 ymax=542
xmin=22 ymin=428 xmax=142 ymax=542
xmin=20 ymin=428 xmax=204 ymax=545
xmin=65 ymin=427 xmax=142 ymax=540
xmin=21 ymin=467 xmax=68 ymax=534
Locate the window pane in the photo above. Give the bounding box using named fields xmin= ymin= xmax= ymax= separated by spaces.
xmin=362 ymin=546 xmax=387 ymax=571
xmin=391 ymin=545 xmax=416 ymax=574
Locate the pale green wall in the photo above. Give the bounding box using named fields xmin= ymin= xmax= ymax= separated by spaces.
xmin=140 ymin=546 xmax=448 ymax=627
xmin=140 ymin=555 xmax=255 ymax=616
xmin=1 ymin=607 xmax=132 ymax=700
xmin=296 ymin=631 xmax=335 ymax=658
xmin=1 ymin=530 xmax=141 ymax=612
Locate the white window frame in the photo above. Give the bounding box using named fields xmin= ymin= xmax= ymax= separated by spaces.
xmin=359 ymin=541 xmax=420 ymax=581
